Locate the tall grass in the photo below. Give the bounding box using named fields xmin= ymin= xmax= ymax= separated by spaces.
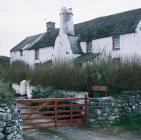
xmin=8 ymin=60 xmax=32 ymax=83
xmin=0 ymin=80 xmax=15 ymax=102
xmin=8 ymin=56 xmax=141 ymax=93
xmin=114 ymin=115 xmax=141 ymax=132
xmin=31 ymin=60 xmax=88 ymax=91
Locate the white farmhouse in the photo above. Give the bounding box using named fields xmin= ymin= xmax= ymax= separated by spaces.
xmin=10 ymin=7 xmax=141 ymax=67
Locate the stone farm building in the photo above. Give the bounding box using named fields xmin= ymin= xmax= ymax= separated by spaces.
xmin=10 ymin=7 xmax=141 ymax=67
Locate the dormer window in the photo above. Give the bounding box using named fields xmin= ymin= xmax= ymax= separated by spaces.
xmin=35 ymin=49 xmax=39 ymax=60
xmin=20 ymin=50 xmax=23 ymax=56
xmin=113 ymin=36 xmax=120 ymax=50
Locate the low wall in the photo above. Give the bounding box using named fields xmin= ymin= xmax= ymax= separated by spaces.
xmin=88 ymin=91 xmax=141 ymax=127
xmin=0 ymin=102 xmax=22 ymax=140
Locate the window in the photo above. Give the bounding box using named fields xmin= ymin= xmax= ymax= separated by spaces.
xmin=35 ymin=49 xmax=39 ymax=60
xmin=113 ymin=36 xmax=120 ymax=50
xmin=20 ymin=50 xmax=23 ymax=56
xmin=86 ymin=41 xmax=92 ymax=53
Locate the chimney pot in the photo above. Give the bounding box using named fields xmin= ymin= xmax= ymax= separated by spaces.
xmin=46 ymin=22 xmax=55 ymax=32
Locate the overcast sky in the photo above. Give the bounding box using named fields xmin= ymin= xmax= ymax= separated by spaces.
xmin=0 ymin=0 xmax=141 ymax=56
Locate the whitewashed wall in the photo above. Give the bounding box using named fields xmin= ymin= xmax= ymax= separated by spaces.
xmin=10 ymin=47 xmax=53 ymax=67
xmin=53 ymin=34 xmax=79 ymax=61
xmin=79 ymin=20 xmax=141 ymax=59
xmin=80 ymin=42 xmax=87 ymax=53
xmin=78 ymin=34 xmax=140 ymax=60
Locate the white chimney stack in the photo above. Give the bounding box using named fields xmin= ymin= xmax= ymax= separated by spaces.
xmin=59 ymin=7 xmax=75 ymax=35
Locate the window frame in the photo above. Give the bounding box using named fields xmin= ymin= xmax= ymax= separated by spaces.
xmin=112 ymin=35 xmax=120 ymax=50
xmin=35 ymin=49 xmax=39 ymax=60
xmin=20 ymin=50 xmax=23 ymax=56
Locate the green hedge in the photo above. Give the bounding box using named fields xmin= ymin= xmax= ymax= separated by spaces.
xmin=0 ymin=80 xmax=15 ymax=102
xmin=7 ymin=60 xmax=32 ymax=83
xmin=31 ymin=85 xmax=73 ymax=99
xmin=8 ymin=57 xmax=141 ymax=94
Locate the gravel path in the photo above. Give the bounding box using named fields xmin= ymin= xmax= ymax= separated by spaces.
xmin=22 ymin=126 xmax=141 ymax=140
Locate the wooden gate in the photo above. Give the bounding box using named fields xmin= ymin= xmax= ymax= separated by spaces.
xmin=16 ymin=96 xmax=88 ymax=130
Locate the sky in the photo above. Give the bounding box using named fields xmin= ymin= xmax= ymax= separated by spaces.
xmin=0 ymin=0 xmax=141 ymax=56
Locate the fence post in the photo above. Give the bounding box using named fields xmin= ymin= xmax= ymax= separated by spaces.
xmin=84 ymin=95 xmax=88 ymax=125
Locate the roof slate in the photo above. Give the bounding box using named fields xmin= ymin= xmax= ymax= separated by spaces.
xmin=10 ymin=33 xmax=45 ymax=52
xmin=11 ymin=8 xmax=141 ymax=52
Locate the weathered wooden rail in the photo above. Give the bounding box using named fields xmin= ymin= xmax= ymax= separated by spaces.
xmin=16 ymin=96 xmax=88 ymax=130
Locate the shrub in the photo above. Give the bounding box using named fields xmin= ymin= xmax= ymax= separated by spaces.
xmin=31 ymin=85 xmax=73 ymax=99
xmin=114 ymin=115 xmax=141 ymax=132
xmin=8 ymin=60 xmax=32 ymax=83
xmin=8 ymin=56 xmax=141 ymax=94
xmin=31 ymin=60 xmax=88 ymax=91
xmin=0 ymin=80 xmax=15 ymax=102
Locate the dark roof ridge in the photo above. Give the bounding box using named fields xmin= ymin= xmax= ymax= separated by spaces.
xmin=74 ymin=8 xmax=141 ymax=26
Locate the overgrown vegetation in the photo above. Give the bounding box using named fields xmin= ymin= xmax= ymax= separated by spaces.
xmin=0 ymin=80 xmax=15 ymax=102
xmin=31 ymin=85 xmax=73 ymax=99
xmin=114 ymin=115 xmax=141 ymax=132
xmin=31 ymin=61 xmax=87 ymax=91
xmin=0 ymin=56 xmax=9 ymax=81
xmin=7 ymin=56 xmax=141 ymax=95
xmin=8 ymin=60 xmax=32 ymax=83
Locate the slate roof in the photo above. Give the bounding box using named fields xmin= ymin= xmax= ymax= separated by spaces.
xmin=11 ymin=8 xmax=141 ymax=52
xmin=75 ymin=8 xmax=141 ymax=41
xmin=68 ymin=35 xmax=83 ymax=54
xmin=10 ymin=33 xmax=45 ymax=52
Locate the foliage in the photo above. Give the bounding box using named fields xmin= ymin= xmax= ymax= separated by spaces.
xmin=31 ymin=60 xmax=87 ymax=91
xmin=114 ymin=115 xmax=141 ymax=131
xmin=31 ymin=85 xmax=73 ymax=99
xmin=7 ymin=56 xmax=141 ymax=95
xmin=0 ymin=56 xmax=10 ymax=81
xmin=0 ymin=80 xmax=15 ymax=102
xmin=8 ymin=60 xmax=32 ymax=83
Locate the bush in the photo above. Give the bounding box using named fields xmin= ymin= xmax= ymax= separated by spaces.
xmin=8 ymin=56 xmax=141 ymax=94
xmin=31 ymin=60 xmax=88 ymax=91
xmin=114 ymin=115 xmax=141 ymax=132
xmin=0 ymin=80 xmax=15 ymax=102
xmin=31 ymin=85 xmax=73 ymax=99
xmin=8 ymin=60 xmax=32 ymax=83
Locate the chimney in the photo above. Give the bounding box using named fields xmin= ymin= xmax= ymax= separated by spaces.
xmin=46 ymin=22 xmax=55 ymax=32
xmin=59 ymin=7 xmax=74 ymax=35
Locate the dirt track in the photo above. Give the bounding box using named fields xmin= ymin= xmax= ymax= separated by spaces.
xmin=23 ymin=126 xmax=141 ymax=140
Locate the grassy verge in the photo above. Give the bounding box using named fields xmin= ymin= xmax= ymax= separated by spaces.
xmin=114 ymin=115 xmax=141 ymax=133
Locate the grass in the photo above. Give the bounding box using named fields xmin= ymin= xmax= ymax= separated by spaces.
xmin=114 ymin=115 xmax=141 ymax=132
xmin=8 ymin=56 xmax=141 ymax=95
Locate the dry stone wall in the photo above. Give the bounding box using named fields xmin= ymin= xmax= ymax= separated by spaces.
xmin=88 ymin=91 xmax=141 ymax=127
xmin=0 ymin=103 xmax=22 ymax=140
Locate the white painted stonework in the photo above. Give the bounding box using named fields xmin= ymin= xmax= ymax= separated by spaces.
xmin=59 ymin=7 xmax=74 ymax=35
xmin=53 ymin=34 xmax=74 ymax=60
xmin=53 ymin=7 xmax=78 ymax=60
xmin=90 ymin=28 xmax=141 ymax=59
xmin=10 ymin=47 xmax=53 ymax=67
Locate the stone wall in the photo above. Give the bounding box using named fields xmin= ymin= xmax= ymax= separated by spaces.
xmin=0 ymin=103 xmax=22 ymax=140
xmin=88 ymin=91 xmax=141 ymax=127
